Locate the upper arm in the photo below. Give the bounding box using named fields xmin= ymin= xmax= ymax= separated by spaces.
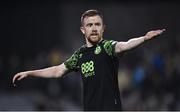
xmin=55 ymin=63 xmax=70 ymax=78
xmin=114 ymin=41 xmax=127 ymax=54
xmin=103 ymin=40 xmax=126 ymax=57
xmin=103 ymin=40 xmax=118 ymax=57
xmin=64 ymin=50 xmax=80 ymax=71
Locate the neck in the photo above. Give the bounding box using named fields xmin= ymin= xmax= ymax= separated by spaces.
xmin=86 ymin=38 xmax=103 ymax=47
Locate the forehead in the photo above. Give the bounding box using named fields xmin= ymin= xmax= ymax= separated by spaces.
xmin=83 ymin=15 xmax=103 ymax=24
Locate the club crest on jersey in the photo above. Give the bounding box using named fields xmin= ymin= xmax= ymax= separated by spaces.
xmin=79 ymin=53 xmax=83 ymax=58
xmin=94 ymin=46 xmax=101 ymax=54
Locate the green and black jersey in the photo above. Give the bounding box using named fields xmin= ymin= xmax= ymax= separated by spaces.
xmin=64 ymin=39 xmax=122 ymax=111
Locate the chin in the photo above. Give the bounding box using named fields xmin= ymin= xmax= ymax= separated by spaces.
xmin=89 ymin=36 xmax=101 ymax=44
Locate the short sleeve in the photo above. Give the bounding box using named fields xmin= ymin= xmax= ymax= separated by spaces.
xmin=64 ymin=50 xmax=80 ymax=71
xmin=103 ymin=40 xmax=118 ymax=57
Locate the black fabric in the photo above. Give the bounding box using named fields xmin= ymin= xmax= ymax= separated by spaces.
xmin=65 ymin=39 xmax=122 ymax=111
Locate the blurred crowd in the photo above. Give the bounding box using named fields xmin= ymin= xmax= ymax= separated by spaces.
xmin=0 ymin=36 xmax=180 ymax=111
xmin=118 ymin=37 xmax=180 ymax=110
xmin=0 ymin=47 xmax=83 ymax=110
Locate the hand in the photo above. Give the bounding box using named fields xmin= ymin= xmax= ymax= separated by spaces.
xmin=145 ymin=29 xmax=166 ymax=41
xmin=12 ymin=72 xmax=28 ymax=87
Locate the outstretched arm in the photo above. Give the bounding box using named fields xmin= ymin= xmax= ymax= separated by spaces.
xmin=115 ymin=29 xmax=165 ymax=54
xmin=12 ymin=63 xmax=69 ymax=86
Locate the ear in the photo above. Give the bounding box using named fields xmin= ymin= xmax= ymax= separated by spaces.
xmin=80 ymin=26 xmax=85 ymax=34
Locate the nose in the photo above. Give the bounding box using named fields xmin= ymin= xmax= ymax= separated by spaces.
xmin=92 ymin=25 xmax=97 ymax=32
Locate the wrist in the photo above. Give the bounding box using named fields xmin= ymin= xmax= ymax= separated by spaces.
xmin=25 ymin=71 xmax=31 ymax=76
xmin=144 ymin=35 xmax=148 ymax=41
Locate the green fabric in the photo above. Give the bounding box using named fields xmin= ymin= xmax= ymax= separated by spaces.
xmin=64 ymin=50 xmax=80 ymax=71
xmin=103 ymin=40 xmax=117 ymax=57
xmin=64 ymin=39 xmax=117 ymax=71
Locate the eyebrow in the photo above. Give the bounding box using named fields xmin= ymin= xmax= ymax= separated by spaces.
xmin=86 ymin=22 xmax=101 ymax=26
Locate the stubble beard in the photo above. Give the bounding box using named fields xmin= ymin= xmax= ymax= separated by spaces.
xmin=87 ymin=34 xmax=102 ymax=45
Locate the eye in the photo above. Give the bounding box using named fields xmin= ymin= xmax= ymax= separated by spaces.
xmin=86 ymin=23 xmax=92 ymax=27
xmin=95 ymin=23 xmax=101 ymax=26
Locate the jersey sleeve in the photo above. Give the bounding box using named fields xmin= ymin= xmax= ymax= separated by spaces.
xmin=64 ymin=50 xmax=80 ymax=71
xmin=103 ymin=40 xmax=118 ymax=57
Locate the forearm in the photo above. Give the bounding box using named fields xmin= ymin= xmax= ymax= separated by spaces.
xmin=123 ymin=36 xmax=146 ymax=50
xmin=116 ymin=36 xmax=146 ymax=52
xmin=25 ymin=63 xmax=68 ymax=78
xmin=115 ymin=29 xmax=165 ymax=54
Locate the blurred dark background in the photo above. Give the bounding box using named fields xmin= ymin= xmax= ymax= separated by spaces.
xmin=0 ymin=0 xmax=180 ymax=110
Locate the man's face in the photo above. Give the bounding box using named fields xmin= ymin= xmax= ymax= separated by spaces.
xmin=80 ymin=15 xmax=105 ymax=45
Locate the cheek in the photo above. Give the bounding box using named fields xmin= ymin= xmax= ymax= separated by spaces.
xmin=99 ymin=27 xmax=104 ymax=32
xmin=99 ymin=28 xmax=104 ymax=34
xmin=85 ymin=29 xmax=91 ymax=35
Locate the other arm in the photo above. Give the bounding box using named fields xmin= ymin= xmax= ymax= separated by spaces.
xmin=12 ymin=63 xmax=69 ymax=86
xmin=115 ymin=29 xmax=165 ymax=54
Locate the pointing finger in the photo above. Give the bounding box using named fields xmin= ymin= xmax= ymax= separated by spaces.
xmin=17 ymin=75 xmax=24 ymax=81
xmin=12 ymin=74 xmax=19 ymax=84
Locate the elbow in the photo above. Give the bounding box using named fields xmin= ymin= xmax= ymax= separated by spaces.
xmin=116 ymin=45 xmax=126 ymax=53
xmin=53 ymin=68 xmax=62 ymax=78
xmin=53 ymin=64 xmax=67 ymax=78
xmin=54 ymin=72 xmax=62 ymax=78
xmin=115 ymin=42 xmax=128 ymax=53
xmin=54 ymin=69 xmax=66 ymax=78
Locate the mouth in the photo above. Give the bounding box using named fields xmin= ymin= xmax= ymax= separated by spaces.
xmin=91 ymin=33 xmax=99 ymax=36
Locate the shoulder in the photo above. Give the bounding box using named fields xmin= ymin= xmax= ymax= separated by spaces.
xmin=64 ymin=45 xmax=86 ymax=71
xmin=101 ymin=39 xmax=118 ymax=57
xmin=102 ymin=39 xmax=117 ymax=46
